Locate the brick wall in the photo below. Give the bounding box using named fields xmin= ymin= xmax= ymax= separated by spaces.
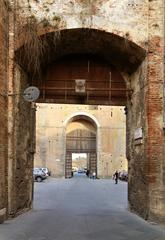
xmin=127 ymin=0 xmax=165 ymax=222
xmin=146 ymin=0 xmax=165 ymax=222
xmin=0 ymin=0 xmax=9 ymax=221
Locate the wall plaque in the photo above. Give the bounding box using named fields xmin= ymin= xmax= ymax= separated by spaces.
xmin=75 ymin=79 xmax=86 ymax=94
xmin=134 ymin=127 xmax=143 ymax=140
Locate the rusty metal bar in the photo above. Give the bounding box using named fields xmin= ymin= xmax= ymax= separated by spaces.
xmin=44 ymin=79 xmax=125 ymax=83
xmin=39 ymin=87 xmax=132 ymax=92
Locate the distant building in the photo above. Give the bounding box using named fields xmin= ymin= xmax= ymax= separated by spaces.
xmin=35 ymin=104 xmax=127 ymax=178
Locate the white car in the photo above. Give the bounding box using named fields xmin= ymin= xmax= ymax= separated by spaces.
xmin=34 ymin=167 xmax=50 ymax=176
xmin=33 ymin=169 xmax=47 ymax=182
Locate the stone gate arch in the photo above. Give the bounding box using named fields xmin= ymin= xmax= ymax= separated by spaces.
xmin=64 ymin=112 xmax=100 ymax=178
xmin=10 ymin=28 xmax=148 ymax=218
xmin=5 ymin=16 xmax=164 ymax=224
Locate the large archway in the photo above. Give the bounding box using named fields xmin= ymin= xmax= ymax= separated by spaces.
xmin=6 ymin=24 xmax=165 ymax=224
xmin=16 ymin=28 xmax=146 ymax=77
xmin=65 ymin=115 xmax=98 ymax=178
xmin=10 ymin=28 xmax=147 ymax=218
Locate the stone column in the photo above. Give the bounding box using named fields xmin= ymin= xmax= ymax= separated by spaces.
xmin=0 ymin=0 xmax=9 ymax=222
xmin=127 ymin=62 xmax=149 ymax=220
xmin=7 ymin=3 xmax=16 ymax=216
xmin=146 ymin=0 xmax=165 ymax=222
xmin=7 ymin=3 xmax=36 ymax=216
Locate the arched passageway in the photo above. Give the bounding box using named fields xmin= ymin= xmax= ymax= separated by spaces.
xmin=16 ymin=28 xmax=145 ymax=77
xmin=65 ymin=117 xmax=97 ymax=178
xmin=9 ymin=28 xmax=147 ymax=219
xmin=6 ymin=25 xmax=165 ymax=224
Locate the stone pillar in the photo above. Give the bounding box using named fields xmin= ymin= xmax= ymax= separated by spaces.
xmin=7 ymin=5 xmax=35 ymax=215
xmin=127 ymin=62 xmax=149 ymax=220
xmin=7 ymin=2 xmax=16 ymax=217
xmin=146 ymin=0 xmax=165 ymax=222
xmin=8 ymin=63 xmax=35 ymax=217
xmin=0 ymin=0 xmax=9 ymax=222
xmin=128 ymin=0 xmax=165 ymax=222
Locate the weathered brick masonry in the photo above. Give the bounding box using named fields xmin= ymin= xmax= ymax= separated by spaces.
xmin=0 ymin=0 xmax=9 ymax=222
xmin=0 ymin=0 xmax=165 ymax=223
xmin=128 ymin=0 xmax=165 ymax=221
xmin=146 ymin=1 xmax=165 ymax=221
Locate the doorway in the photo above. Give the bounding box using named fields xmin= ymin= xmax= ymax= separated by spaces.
xmin=72 ymin=153 xmax=87 ymax=176
xmin=65 ymin=118 xmax=97 ymax=178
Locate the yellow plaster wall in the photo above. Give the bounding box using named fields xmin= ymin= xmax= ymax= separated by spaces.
xmin=35 ymin=104 xmax=127 ymax=177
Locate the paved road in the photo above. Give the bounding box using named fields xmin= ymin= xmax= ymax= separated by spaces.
xmin=0 ymin=175 xmax=165 ymax=240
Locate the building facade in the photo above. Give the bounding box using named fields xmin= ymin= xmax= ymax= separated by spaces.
xmin=35 ymin=104 xmax=127 ymax=178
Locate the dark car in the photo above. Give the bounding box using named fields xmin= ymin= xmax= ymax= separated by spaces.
xmin=33 ymin=169 xmax=47 ymax=182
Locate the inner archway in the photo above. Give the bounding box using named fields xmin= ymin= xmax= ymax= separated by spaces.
xmin=65 ymin=116 xmax=97 ymax=178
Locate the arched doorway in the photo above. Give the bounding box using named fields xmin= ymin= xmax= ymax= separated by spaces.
xmin=11 ymin=28 xmax=147 ymax=218
xmin=65 ymin=116 xmax=98 ymax=178
xmin=9 ymin=27 xmax=165 ymax=222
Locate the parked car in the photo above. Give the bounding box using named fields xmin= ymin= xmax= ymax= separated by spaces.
xmin=33 ymin=169 xmax=47 ymax=182
xmin=72 ymin=167 xmax=78 ymax=172
xmin=119 ymin=170 xmax=128 ymax=181
xmin=34 ymin=167 xmax=51 ymax=176
xmin=39 ymin=167 xmax=51 ymax=176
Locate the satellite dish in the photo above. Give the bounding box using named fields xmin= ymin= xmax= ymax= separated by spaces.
xmin=23 ymin=86 xmax=40 ymax=102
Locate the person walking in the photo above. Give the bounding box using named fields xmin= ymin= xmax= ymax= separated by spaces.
xmin=92 ymin=171 xmax=96 ymax=179
xmin=86 ymin=169 xmax=89 ymax=177
xmin=113 ymin=171 xmax=119 ymax=184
